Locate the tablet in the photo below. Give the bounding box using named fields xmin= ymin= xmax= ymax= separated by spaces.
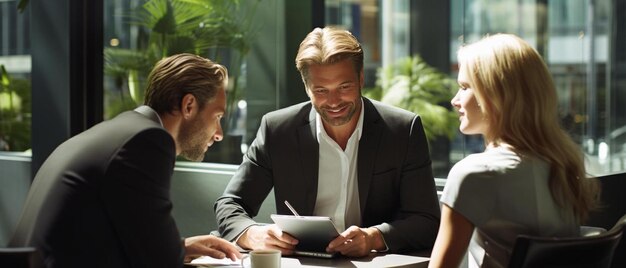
xmin=270 ymin=214 xmax=340 ymax=258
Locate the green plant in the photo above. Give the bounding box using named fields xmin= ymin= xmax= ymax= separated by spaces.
xmin=0 ymin=65 xmax=32 ymax=151
xmin=104 ymin=0 xmax=260 ymax=124
xmin=363 ymin=55 xmax=458 ymax=143
xmin=17 ymin=0 xmax=28 ymax=13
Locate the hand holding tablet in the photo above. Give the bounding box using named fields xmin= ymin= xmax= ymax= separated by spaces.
xmin=271 ymin=202 xmax=341 ymax=258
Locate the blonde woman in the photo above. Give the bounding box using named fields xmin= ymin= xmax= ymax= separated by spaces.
xmin=429 ymin=34 xmax=599 ymax=268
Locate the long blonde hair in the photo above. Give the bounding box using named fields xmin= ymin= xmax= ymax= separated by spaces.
xmin=457 ymin=34 xmax=599 ymax=223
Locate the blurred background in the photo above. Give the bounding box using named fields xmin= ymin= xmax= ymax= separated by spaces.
xmin=1 ymin=0 xmax=624 ymax=178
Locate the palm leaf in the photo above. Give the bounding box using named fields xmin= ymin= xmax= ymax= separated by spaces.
xmin=17 ymin=0 xmax=29 ymax=13
xmin=105 ymin=0 xmax=262 ymax=127
xmin=372 ymin=55 xmax=458 ymax=141
xmin=137 ymin=0 xmax=177 ymax=34
xmin=104 ymin=48 xmax=154 ymax=77
xmin=1 ymin=65 xmax=10 ymax=91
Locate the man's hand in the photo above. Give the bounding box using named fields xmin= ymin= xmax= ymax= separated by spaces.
xmin=326 ymin=226 xmax=385 ymax=257
xmin=184 ymin=235 xmax=242 ymax=262
xmin=237 ymin=224 xmax=298 ymax=255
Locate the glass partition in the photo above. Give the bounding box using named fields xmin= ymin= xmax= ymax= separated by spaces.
xmin=453 ymin=0 xmax=624 ymax=176
xmin=326 ymin=0 xmax=625 ymax=177
xmin=0 ymin=0 xmax=31 ymax=155
xmin=103 ymin=0 xmax=262 ymax=164
xmin=5 ymin=0 xmax=622 ymax=177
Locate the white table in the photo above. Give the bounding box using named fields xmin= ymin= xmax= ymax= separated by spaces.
xmin=282 ymin=253 xmax=429 ymax=267
xmin=188 ymin=253 xmax=429 ymax=267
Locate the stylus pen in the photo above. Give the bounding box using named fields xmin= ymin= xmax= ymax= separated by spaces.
xmin=284 ymin=200 xmax=301 ymax=217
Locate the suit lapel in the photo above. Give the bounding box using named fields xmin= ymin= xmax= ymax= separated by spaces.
xmin=357 ymin=99 xmax=383 ymax=214
xmin=296 ymin=106 xmax=320 ymax=215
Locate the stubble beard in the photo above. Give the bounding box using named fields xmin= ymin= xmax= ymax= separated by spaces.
xmin=316 ymin=102 xmax=357 ymax=127
xmin=178 ymin=117 xmax=208 ymax=162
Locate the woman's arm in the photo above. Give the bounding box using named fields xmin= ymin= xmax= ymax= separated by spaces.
xmin=428 ymin=204 xmax=475 ymax=268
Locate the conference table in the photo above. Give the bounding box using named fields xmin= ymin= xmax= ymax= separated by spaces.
xmin=187 ymin=251 xmax=430 ymax=267
xmin=279 ymin=253 xmax=429 ymax=267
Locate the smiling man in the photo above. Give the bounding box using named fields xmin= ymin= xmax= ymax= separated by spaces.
xmin=11 ymin=54 xmax=241 ymax=267
xmin=215 ymin=27 xmax=441 ymax=257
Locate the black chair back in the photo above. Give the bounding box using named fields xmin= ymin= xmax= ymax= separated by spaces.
xmin=587 ymin=172 xmax=626 ymax=268
xmin=0 ymin=247 xmax=41 ymax=268
xmin=508 ymin=214 xmax=626 ymax=268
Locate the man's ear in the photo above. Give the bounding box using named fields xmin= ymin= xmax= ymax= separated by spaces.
xmin=180 ymin=93 xmax=197 ymax=119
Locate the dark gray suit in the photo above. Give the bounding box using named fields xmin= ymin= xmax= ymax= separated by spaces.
xmin=215 ymin=98 xmax=440 ymax=252
xmin=10 ymin=108 xmax=184 ymax=267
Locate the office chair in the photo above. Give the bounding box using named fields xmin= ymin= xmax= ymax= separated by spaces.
xmin=0 ymin=247 xmax=41 ymax=268
xmin=507 ymin=213 xmax=626 ymax=268
xmin=3 ymin=216 xmax=42 ymax=268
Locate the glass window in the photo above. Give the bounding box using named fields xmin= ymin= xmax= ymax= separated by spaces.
xmin=325 ymin=0 xmax=385 ymax=88
xmin=453 ymin=0 xmax=624 ymax=176
xmin=0 ymin=0 xmax=31 ymax=155
xmin=5 ymin=0 xmax=624 ymax=177
xmin=326 ymin=0 xmax=626 ymax=177
xmin=103 ymin=0 xmax=262 ymax=164
xmin=325 ymin=0 xmax=459 ymax=178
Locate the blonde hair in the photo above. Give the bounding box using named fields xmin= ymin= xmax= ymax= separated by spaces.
xmin=295 ymin=27 xmax=363 ymax=86
xmin=457 ymin=34 xmax=599 ymax=222
xmin=144 ymin=53 xmax=228 ymax=115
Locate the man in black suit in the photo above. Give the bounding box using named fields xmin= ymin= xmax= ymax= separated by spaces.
xmin=215 ymin=27 xmax=440 ymax=257
xmin=10 ymin=54 xmax=241 ymax=267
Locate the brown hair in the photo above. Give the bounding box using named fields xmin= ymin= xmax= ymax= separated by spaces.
xmin=295 ymin=27 xmax=363 ymax=86
xmin=144 ymin=53 xmax=228 ymax=115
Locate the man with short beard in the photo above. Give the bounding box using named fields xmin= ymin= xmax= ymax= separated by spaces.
xmin=10 ymin=53 xmax=241 ymax=267
xmin=215 ymin=27 xmax=440 ymax=257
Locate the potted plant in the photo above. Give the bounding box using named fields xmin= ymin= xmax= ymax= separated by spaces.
xmin=0 ymin=64 xmax=32 ymax=152
xmin=363 ymin=55 xmax=458 ymax=175
xmin=364 ymin=55 xmax=458 ymax=142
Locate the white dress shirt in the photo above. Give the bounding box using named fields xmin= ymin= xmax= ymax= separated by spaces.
xmin=313 ymin=99 xmax=364 ymax=231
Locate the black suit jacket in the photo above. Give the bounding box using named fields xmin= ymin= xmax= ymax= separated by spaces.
xmin=215 ymin=98 xmax=440 ymax=252
xmin=10 ymin=108 xmax=184 ymax=267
